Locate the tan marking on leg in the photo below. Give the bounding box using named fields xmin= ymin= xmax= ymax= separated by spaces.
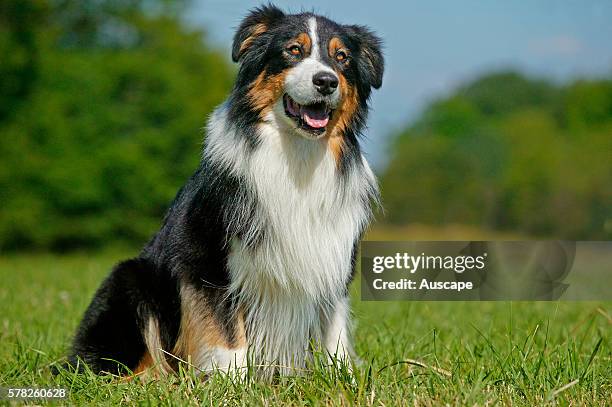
xmin=122 ymin=322 xmax=169 ymax=381
xmin=172 ymin=285 xmax=247 ymax=372
xmin=134 ymin=350 xmax=153 ymax=374
xmin=121 ymin=351 xmax=156 ymax=381
xmin=142 ymin=317 xmax=173 ymax=375
xmin=173 ymin=286 xmax=224 ymax=359
xmin=122 ymin=291 xmax=247 ymax=379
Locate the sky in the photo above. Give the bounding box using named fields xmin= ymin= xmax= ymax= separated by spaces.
xmin=186 ymin=0 xmax=612 ymax=169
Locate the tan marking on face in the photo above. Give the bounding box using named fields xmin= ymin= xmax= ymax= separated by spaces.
xmin=293 ymin=32 xmax=312 ymax=55
xmin=248 ymin=70 xmax=288 ymax=118
xmin=328 ymin=37 xmax=349 ymax=63
xmin=325 ymin=36 xmax=356 ymax=164
xmin=327 ymin=135 xmax=345 ymax=164
xmin=239 ymin=23 xmax=268 ymax=57
xmin=327 ymin=74 xmax=359 ymax=163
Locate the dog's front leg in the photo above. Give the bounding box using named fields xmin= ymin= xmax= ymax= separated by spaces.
xmin=209 ymin=346 xmax=248 ymax=378
xmin=321 ymin=296 xmax=354 ymax=364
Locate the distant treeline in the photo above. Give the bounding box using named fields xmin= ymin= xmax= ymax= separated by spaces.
xmin=381 ymin=71 xmax=612 ymax=239
xmin=0 ymin=0 xmax=233 ymax=251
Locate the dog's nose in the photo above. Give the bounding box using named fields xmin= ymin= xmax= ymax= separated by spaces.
xmin=312 ymin=72 xmax=339 ymax=95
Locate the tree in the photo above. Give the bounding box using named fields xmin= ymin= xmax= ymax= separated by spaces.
xmin=0 ymin=0 xmax=234 ymax=250
xmin=381 ymin=71 xmax=612 ymax=239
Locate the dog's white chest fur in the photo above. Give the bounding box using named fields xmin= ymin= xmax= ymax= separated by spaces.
xmin=205 ymin=107 xmax=375 ymax=370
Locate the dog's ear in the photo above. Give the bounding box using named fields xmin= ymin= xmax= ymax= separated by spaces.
xmin=344 ymin=25 xmax=384 ymax=89
xmin=232 ymin=5 xmax=285 ymax=63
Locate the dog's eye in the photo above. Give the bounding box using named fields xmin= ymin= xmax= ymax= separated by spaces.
xmin=335 ymin=50 xmax=349 ymax=64
xmin=287 ymin=45 xmax=302 ymax=57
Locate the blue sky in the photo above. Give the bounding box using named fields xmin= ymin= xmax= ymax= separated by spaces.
xmin=186 ymin=1 xmax=612 ymax=168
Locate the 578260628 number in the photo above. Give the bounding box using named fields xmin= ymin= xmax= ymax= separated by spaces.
xmin=2 ymin=387 xmax=67 ymax=399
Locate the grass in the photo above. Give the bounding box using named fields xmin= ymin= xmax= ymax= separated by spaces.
xmin=0 ymin=247 xmax=610 ymax=405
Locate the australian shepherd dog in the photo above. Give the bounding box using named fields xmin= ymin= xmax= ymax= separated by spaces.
xmin=67 ymin=5 xmax=384 ymax=379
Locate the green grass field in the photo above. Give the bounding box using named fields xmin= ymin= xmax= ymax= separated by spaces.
xmin=0 ymin=248 xmax=610 ymax=405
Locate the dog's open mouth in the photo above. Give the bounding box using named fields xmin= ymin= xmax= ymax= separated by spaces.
xmin=283 ymin=94 xmax=332 ymax=135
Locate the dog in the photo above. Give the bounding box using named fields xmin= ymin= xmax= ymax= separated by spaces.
xmin=67 ymin=5 xmax=384 ymax=378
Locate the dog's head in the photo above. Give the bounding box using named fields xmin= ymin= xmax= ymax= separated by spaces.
xmin=231 ymin=5 xmax=384 ymax=142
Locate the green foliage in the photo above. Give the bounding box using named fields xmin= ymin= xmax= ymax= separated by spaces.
xmin=0 ymin=0 xmax=233 ymax=251
xmin=382 ymin=71 xmax=612 ymax=239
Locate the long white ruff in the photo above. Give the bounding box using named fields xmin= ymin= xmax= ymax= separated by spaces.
xmin=203 ymin=104 xmax=377 ymax=375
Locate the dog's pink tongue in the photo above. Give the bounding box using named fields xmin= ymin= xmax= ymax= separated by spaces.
xmin=301 ymin=107 xmax=329 ymax=128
